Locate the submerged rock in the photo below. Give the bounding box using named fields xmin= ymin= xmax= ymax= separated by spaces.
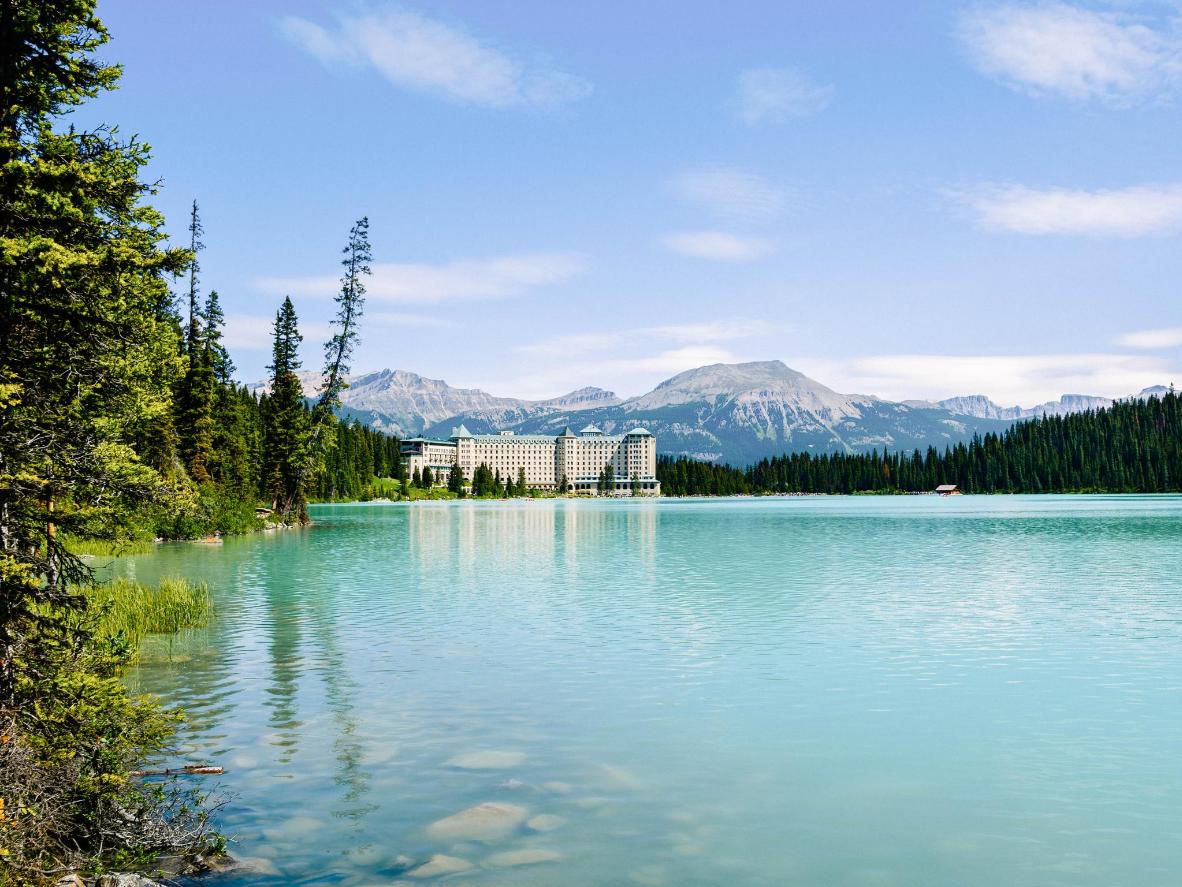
xmin=526 ymin=814 xmax=565 ymax=832
xmin=484 ymin=848 xmax=562 ymax=868
xmin=445 ymin=750 xmax=526 ymax=769
xmin=97 ymin=876 xmax=163 ymax=887
xmin=425 ymin=802 xmax=527 ymax=841
xmin=405 ymin=854 xmax=474 ymax=878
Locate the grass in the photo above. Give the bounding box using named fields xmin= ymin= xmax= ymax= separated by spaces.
xmin=86 ymin=576 xmax=214 ymax=652
xmin=64 ymin=535 xmax=156 ymax=557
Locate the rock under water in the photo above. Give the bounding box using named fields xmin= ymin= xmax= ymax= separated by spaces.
xmin=424 ymin=802 xmax=527 ymax=842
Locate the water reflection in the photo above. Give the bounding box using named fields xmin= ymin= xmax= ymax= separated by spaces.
xmin=118 ymin=497 xmax=1182 ymax=887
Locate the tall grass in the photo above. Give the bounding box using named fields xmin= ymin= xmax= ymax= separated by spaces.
xmin=64 ymin=535 xmax=156 ymax=557
xmin=87 ymin=577 xmax=214 ymax=651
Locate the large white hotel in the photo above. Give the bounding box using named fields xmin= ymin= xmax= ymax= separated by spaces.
xmin=400 ymin=424 xmax=661 ymax=495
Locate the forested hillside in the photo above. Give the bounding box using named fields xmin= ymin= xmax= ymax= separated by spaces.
xmin=658 ymin=390 xmax=1182 ymax=495
xmin=0 ymin=3 xmax=403 ymax=879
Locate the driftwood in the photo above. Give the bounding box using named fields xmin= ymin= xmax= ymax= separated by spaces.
xmin=129 ymin=765 xmax=224 ymax=777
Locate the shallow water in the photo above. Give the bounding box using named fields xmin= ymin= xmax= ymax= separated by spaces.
xmin=112 ymin=496 xmax=1182 ymax=886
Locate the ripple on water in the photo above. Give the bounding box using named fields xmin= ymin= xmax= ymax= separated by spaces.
xmin=119 ymin=496 xmax=1182 ymax=887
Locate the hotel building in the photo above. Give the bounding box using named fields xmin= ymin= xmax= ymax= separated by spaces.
xmin=400 ymin=424 xmax=660 ymax=495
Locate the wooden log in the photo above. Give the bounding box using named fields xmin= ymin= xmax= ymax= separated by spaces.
xmin=129 ymin=764 xmax=224 ymax=777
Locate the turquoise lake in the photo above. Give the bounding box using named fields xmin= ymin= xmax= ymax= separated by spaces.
xmin=111 ymin=496 xmax=1182 ymax=886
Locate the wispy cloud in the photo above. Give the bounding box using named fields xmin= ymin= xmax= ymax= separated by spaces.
xmin=662 ymin=231 xmax=770 ymax=261
xmin=949 ymin=182 xmax=1182 ymax=236
xmin=257 ymin=253 xmax=586 ymax=303
xmin=370 ymin=311 xmax=451 ymax=328
xmin=957 ymin=2 xmax=1182 ymax=104
xmin=497 ymin=319 xmax=773 ymax=398
xmin=223 ymin=313 xmax=333 ymax=351
xmin=516 ymin=319 xmax=770 ymax=358
xmin=280 ymin=7 xmax=592 ymax=108
xmin=1117 ymin=325 xmax=1182 ymax=348
xmin=670 ymin=166 xmax=787 ymax=222
xmin=798 ymin=352 xmax=1178 ymax=406
xmin=733 ymin=67 xmax=834 ymax=124
xmin=489 ymin=346 xmax=747 ymax=400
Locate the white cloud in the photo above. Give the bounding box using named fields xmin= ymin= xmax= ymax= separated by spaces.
xmin=1117 ymin=325 xmax=1182 ymax=348
xmin=950 ymin=182 xmax=1182 ymax=235
xmin=671 ymin=166 xmax=787 ymax=222
xmin=957 ymin=2 xmax=1182 ymax=104
xmin=797 ymin=352 xmax=1178 ymax=406
xmin=733 ymin=67 xmax=834 ymax=124
xmin=223 ymin=313 xmax=333 ymax=350
xmin=280 ymin=7 xmax=591 ymax=108
xmin=497 ymin=319 xmax=773 ymax=398
xmin=662 ymin=231 xmax=770 ymax=261
xmin=516 ymin=319 xmax=770 ymax=358
xmin=370 ymin=311 xmax=451 ymax=328
xmin=257 ymin=253 xmax=586 ymax=304
xmin=488 ymin=346 xmax=746 ymax=400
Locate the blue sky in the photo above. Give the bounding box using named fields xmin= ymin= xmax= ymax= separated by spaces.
xmin=83 ymin=0 xmax=1182 ymax=405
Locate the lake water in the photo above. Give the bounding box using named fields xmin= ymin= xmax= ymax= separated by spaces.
xmin=111 ymin=496 xmax=1182 ymax=886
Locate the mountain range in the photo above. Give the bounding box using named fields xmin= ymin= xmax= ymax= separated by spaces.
xmin=253 ymin=362 xmax=1168 ymax=466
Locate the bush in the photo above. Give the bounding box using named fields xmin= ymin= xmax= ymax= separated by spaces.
xmin=0 ymin=580 xmax=220 ymax=883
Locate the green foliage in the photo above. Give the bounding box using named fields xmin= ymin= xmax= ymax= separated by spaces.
xmin=470 ymin=463 xmax=496 ymax=497
xmin=62 ymin=536 xmax=154 ymax=558
xmin=659 ymin=391 xmax=1182 ymax=495
xmin=447 ymin=462 xmax=465 ymax=496
xmin=597 ymin=463 xmax=615 ymax=494
xmin=84 ymin=577 xmax=212 ymax=656
xmin=311 ymin=419 xmax=402 ymax=501
xmin=0 ymin=3 xmax=222 ymax=876
xmin=263 ymin=297 xmax=310 ymax=522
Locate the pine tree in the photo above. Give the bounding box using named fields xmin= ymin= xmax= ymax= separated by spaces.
xmin=173 ymin=201 xmax=214 ymax=484
xmin=448 ymin=462 xmax=465 ymax=495
xmin=203 ymin=289 xmax=234 ymax=384
xmin=421 ymin=465 xmax=434 ymax=488
xmin=263 ymin=297 xmax=309 ymax=521
xmin=517 ymin=467 xmax=528 ymax=497
xmin=0 ymin=1 xmax=219 ymax=867
xmin=412 ymin=467 xmax=422 ymax=488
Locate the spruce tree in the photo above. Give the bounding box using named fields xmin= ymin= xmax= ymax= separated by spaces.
xmin=173 ymin=202 xmax=214 ymax=484
xmin=263 ymin=297 xmax=309 ymax=521
xmin=0 ymin=0 xmax=219 ymax=867
xmin=448 ymin=462 xmax=465 ymax=495
xmin=421 ymin=465 xmax=433 ymax=488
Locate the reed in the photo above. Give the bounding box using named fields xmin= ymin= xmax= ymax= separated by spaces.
xmin=87 ymin=576 xmax=214 ymax=650
xmin=64 ymin=535 xmax=156 ymax=557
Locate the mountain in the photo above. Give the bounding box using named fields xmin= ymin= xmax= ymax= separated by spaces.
xmin=251 ymin=362 xmax=1169 ymax=466
xmin=423 ymin=360 xmax=1012 ymax=465
xmin=908 ymin=387 xmax=1170 ymax=421
xmin=247 ymin=368 xmax=620 ymax=437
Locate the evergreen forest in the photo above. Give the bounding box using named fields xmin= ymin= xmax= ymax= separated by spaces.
xmin=658 ymin=391 xmax=1182 ymax=496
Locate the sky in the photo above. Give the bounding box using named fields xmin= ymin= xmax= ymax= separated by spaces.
xmin=80 ymin=0 xmax=1182 ymax=407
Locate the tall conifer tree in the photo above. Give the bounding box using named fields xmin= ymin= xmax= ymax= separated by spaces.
xmin=263 ymin=297 xmax=309 ymax=521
